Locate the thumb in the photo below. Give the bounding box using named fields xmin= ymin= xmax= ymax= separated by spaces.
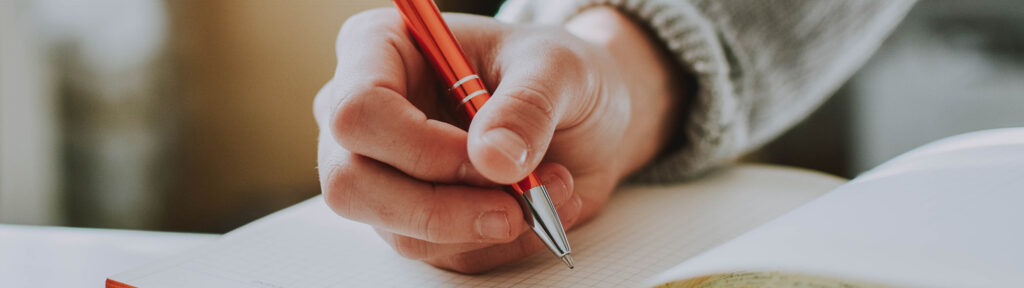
xmin=466 ymin=37 xmax=596 ymax=184
xmin=466 ymin=72 xmax=570 ymax=184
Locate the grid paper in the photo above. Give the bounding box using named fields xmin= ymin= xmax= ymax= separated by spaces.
xmin=111 ymin=165 xmax=841 ymax=287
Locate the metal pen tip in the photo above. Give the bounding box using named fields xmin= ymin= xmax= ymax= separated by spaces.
xmin=561 ymin=255 xmax=574 ymax=269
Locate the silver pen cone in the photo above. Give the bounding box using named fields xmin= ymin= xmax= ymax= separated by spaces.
xmin=515 ymin=185 xmax=573 ymax=268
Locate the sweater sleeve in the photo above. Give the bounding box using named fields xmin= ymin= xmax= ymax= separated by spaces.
xmin=495 ymin=0 xmax=915 ymax=182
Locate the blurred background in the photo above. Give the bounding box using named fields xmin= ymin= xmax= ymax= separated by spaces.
xmin=0 ymin=0 xmax=1021 ymax=233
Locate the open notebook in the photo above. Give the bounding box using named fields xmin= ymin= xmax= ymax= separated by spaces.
xmin=107 ymin=128 xmax=1024 ymax=287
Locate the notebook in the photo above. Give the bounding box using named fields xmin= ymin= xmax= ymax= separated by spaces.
xmin=107 ymin=128 xmax=1024 ymax=287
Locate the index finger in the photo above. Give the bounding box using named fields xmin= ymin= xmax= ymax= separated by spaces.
xmin=313 ymin=8 xmax=431 ymax=127
xmin=316 ymin=9 xmax=501 ymax=185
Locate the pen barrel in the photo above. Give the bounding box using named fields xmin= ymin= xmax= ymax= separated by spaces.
xmin=394 ymin=0 xmax=572 ymax=263
xmin=393 ymin=0 xmax=539 ymax=194
xmin=393 ymin=0 xmax=490 ymax=117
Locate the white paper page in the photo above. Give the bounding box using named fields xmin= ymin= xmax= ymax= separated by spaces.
xmin=110 ymin=165 xmax=843 ymax=288
xmin=648 ymin=128 xmax=1024 ymax=287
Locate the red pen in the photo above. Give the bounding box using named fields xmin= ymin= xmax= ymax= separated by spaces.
xmin=392 ymin=0 xmax=573 ymax=268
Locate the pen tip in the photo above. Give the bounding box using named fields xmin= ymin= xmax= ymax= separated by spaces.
xmin=561 ymin=255 xmax=574 ymax=269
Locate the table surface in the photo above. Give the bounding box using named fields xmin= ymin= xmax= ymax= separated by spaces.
xmin=0 ymin=224 xmax=217 ymax=288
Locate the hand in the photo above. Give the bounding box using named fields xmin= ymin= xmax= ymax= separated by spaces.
xmin=314 ymin=7 xmax=683 ymax=273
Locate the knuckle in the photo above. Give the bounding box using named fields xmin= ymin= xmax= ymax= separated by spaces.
xmin=331 ymin=86 xmax=401 ymax=149
xmin=502 ymin=86 xmax=556 ymax=133
xmin=414 ymin=187 xmax=447 ymax=242
xmin=330 ymin=88 xmax=372 ymax=146
xmin=408 ymin=143 xmax=457 ymax=182
xmin=322 ymin=156 xmax=359 ymax=218
xmin=407 ymin=147 xmax=432 ymax=180
xmin=508 ymin=86 xmax=554 ymax=116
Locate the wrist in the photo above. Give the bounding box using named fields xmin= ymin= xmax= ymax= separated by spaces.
xmin=565 ymin=7 xmax=683 ymax=179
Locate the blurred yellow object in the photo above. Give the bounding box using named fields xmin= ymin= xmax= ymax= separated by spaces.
xmin=164 ymin=0 xmax=391 ymax=232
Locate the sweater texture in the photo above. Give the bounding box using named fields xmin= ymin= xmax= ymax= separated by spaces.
xmin=496 ymin=0 xmax=916 ymax=182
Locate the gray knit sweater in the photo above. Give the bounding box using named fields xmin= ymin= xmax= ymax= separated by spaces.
xmin=495 ymin=0 xmax=916 ymax=182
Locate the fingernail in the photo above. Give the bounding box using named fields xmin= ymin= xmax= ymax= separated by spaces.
xmin=476 ymin=211 xmax=510 ymax=240
xmin=481 ymin=128 xmax=528 ymax=168
xmin=542 ymin=173 xmax=572 ymax=207
xmin=560 ymin=195 xmax=583 ymax=227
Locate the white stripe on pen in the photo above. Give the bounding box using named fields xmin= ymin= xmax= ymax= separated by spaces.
xmin=450 ymin=74 xmax=480 ymax=91
xmin=460 ymin=89 xmax=488 ymax=104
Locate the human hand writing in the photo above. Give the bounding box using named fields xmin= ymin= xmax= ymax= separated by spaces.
xmin=314 ymin=7 xmax=682 ymax=273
